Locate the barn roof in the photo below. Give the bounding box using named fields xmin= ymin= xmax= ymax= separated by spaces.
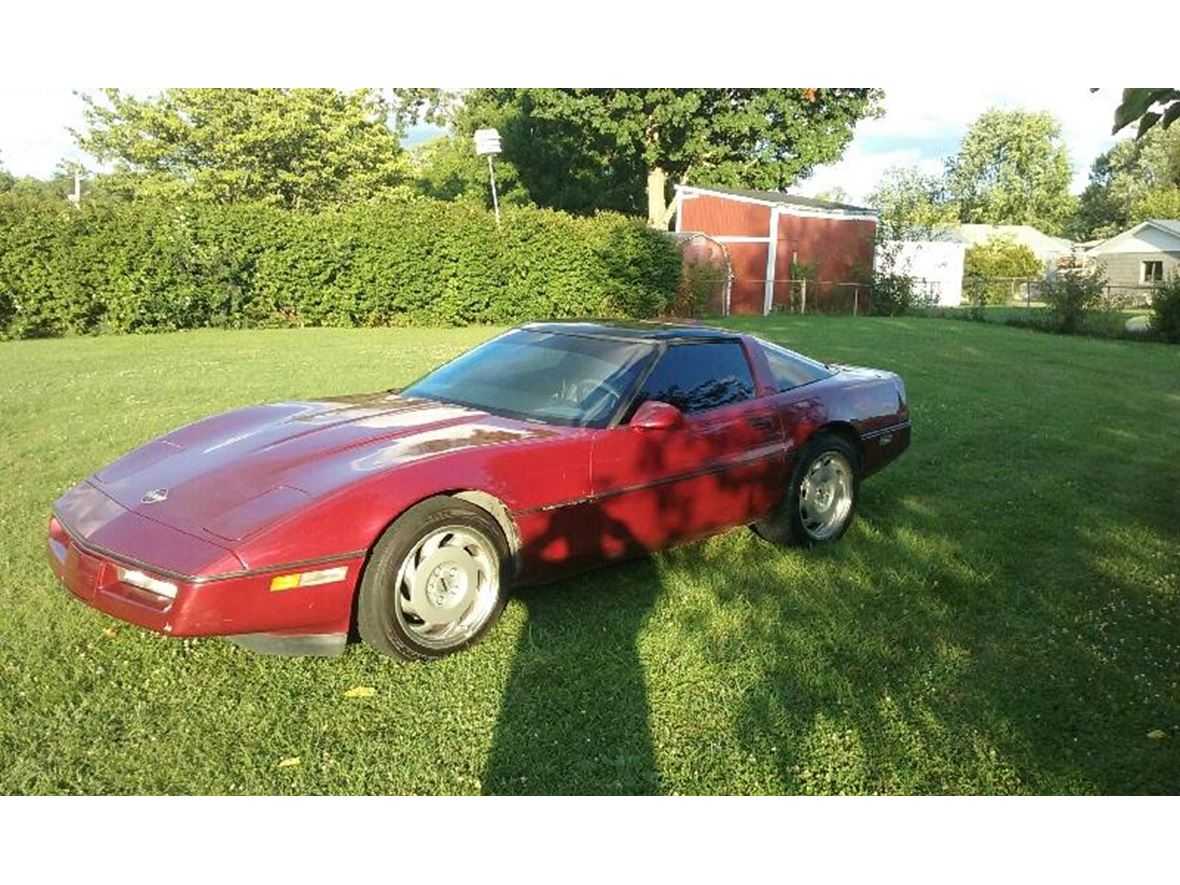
xmin=675 ymin=184 xmax=877 ymax=217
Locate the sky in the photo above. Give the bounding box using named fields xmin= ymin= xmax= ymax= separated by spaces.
xmin=0 ymin=87 xmax=1129 ymax=203
xmin=789 ymin=86 xmax=1127 ymax=203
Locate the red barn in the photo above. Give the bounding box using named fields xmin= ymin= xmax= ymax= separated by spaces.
xmin=674 ymin=184 xmax=878 ymax=315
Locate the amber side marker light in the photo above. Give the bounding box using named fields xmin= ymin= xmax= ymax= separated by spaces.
xmin=270 ymin=566 xmax=348 ymax=592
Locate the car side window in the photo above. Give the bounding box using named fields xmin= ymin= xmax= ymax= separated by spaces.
xmin=631 ymin=341 xmax=755 ymax=417
xmin=761 ymin=340 xmax=833 ymax=392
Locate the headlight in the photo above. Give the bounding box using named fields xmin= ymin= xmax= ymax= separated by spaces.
xmin=117 ymin=567 xmax=178 ymax=600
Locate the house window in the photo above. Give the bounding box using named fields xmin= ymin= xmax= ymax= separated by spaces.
xmin=1142 ymin=260 xmax=1164 ymax=283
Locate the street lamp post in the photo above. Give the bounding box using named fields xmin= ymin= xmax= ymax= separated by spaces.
xmin=473 ymin=128 xmax=502 ymax=227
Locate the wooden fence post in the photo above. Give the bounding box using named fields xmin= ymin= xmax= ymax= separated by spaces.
xmin=801 ymin=279 xmax=807 ymax=315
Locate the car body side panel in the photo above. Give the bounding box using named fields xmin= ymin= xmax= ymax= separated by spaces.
xmin=770 ymin=366 xmax=910 ymax=477
xmin=586 ymin=400 xmax=787 ymax=556
xmin=234 ymin=427 xmax=596 ymax=574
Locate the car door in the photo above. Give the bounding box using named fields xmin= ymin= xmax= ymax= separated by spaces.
xmin=589 ymin=339 xmax=787 ymax=558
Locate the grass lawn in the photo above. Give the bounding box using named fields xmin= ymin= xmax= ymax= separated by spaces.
xmin=917 ymin=304 xmax=1152 ymax=339
xmin=1 ymin=318 xmax=1177 ymax=795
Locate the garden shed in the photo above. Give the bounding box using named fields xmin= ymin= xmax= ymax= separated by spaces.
xmin=673 ymin=184 xmax=878 ymax=315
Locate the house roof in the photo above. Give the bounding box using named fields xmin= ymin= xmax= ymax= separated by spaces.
xmin=675 ymin=184 xmax=877 ymax=217
xmin=955 ymin=224 xmax=1074 ymax=255
xmin=1085 ymin=219 xmax=1180 ymax=255
xmin=905 ymin=226 xmax=970 ymax=244
xmin=1145 ymin=219 xmax=1180 ymax=238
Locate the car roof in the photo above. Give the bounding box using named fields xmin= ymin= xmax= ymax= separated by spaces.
xmin=519 ymin=320 xmax=740 ymax=343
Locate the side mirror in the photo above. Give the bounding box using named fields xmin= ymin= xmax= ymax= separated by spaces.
xmin=630 ymin=400 xmax=684 ymax=430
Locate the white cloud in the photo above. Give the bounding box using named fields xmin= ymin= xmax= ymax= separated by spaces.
xmin=795 ymin=144 xmax=944 ymax=203
xmin=0 ymin=89 xmax=92 ymax=178
xmin=794 ymin=86 xmax=1131 ymax=204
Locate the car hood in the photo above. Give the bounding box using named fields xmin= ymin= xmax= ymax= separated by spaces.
xmin=88 ymin=392 xmax=559 ymax=543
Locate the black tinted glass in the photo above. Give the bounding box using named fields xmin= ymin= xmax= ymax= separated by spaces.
xmin=405 ymin=330 xmax=654 ymax=428
xmin=760 ymin=340 xmax=833 ymax=392
xmin=633 ymin=341 xmax=755 ymax=415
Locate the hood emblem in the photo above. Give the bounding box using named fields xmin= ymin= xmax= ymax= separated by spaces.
xmin=141 ymin=488 xmax=169 ymax=504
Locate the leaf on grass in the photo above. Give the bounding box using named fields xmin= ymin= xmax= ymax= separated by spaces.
xmin=1146 ymin=729 xmax=1167 ymax=741
xmin=102 ymin=627 xmax=118 ymax=639
xmin=343 ymin=686 xmax=376 ymax=699
xmin=277 ymin=756 xmax=302 ymax=768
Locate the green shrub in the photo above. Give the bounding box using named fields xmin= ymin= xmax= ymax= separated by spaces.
xmin=870 ymin=270 xmax=937 ymax=316
xmin=963 ymin=236 xmax=1043 ymax=305
xmin=1040 ymin=268 xmax=1106 ymax=335
xmin=667 ymin=259 xmax=727 ymax=317
xmin=1150 ymin=272 xmax=1180 ymax=343
xmin=0 ymin=194 xmax=681 ymax=338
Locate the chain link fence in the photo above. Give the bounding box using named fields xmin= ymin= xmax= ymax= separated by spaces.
xmin=963 ymin=277 xmax=1158 ymax=310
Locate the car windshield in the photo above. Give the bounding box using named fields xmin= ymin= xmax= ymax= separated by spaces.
xmin=403 ymin=329 xmax=656 ymax=428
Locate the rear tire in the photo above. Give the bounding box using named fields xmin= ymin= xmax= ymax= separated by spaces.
xmin=358 ymin=496 xmax=510 ymax=661
xmin=752 ymin=432 xmax=861 ymax=548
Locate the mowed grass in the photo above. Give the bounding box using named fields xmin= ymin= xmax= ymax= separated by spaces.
xmin=1 ymin=318 xmax=1177 ymax=795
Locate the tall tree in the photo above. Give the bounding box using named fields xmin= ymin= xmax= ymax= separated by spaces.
xmin=945 ymin=109 xmax=1075 ymax=234
xmin=407 ymin=134 xmax=530 ymax=208
xmin=430 ymin=89 xmax=881 ymax=228
xmin=1070 ymin=125 xmax=1180 ymax=240
xmin=866 ymin=166 xmax=959 ymax=240
xmin=75 ymin=89 xmax=408 ymax=209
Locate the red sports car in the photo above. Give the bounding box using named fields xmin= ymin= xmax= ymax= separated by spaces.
xmin=48 ymin=322 xmax=910 ymax=660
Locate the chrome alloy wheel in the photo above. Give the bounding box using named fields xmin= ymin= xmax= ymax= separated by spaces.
xmin=392 ymin=524 xmax=500 ymax=650
xmin=799 ymin=451 xmax=854 ymax=541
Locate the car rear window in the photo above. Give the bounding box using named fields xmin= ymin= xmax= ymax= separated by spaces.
xmin=759 ymin=339 xmax=833 ymax=392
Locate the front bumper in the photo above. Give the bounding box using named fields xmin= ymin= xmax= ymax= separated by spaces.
xmin=47 ymin=511 xmax=362 ymax=651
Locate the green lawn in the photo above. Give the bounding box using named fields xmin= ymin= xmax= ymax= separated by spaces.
xmin=1 ymin=318 xmax=1177 ymax=795
xmin=917 ymin=304 xmax=1152 ymax=338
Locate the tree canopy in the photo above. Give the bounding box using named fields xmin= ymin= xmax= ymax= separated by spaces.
xmin=75 ymin=89 xmax=409 ymax=210
xmin=945 ymin=109 xmax=1075 ymax=235
xmin=1069 ymin=125 xmax=1180 ymax=240
xmin=418 ymin=89 xmax=882 ymax=228
xmin=865 ymin=166 xmax=958 ymax=240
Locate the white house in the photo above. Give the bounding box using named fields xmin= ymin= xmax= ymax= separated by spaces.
xmin=875 ymin=235 xmax=968 ymax=306
xmin=1084 ymin=220 xmax=1180 ymax=288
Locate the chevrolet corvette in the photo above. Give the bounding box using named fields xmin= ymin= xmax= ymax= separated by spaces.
xmin=47 ymin=321 xmax=910 ymax=660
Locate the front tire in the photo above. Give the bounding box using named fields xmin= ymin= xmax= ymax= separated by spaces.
xmin=358 ymin=496 xmax=510 ymax=661
xmin=752 ymin=433 xmax=860 ymax=548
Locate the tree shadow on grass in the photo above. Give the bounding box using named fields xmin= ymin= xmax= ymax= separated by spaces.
xmin=481 ymin=410 xmax=768 ymax=795
xmin=481 ymin=558 xmax=663 ymax=795
xmin=482 ymin=453 xmax=1178 ymax=795
xmin=672 ymin=452 xmax=1180 ymax=794
xmin=482 ymin=364 xmax=1179 ymax=795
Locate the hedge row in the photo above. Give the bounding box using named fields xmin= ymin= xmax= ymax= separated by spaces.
xmin=0 ymin=195 xmax=683 ymax=338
